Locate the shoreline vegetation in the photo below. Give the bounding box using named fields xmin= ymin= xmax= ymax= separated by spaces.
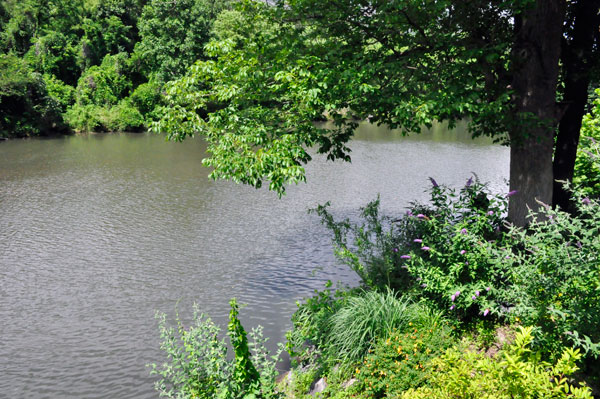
xmin=151 ymin=176 xmax=600 ymax=398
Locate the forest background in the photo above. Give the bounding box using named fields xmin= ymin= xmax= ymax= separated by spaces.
xmin=0 ymin=0 xmax=229 ymax=138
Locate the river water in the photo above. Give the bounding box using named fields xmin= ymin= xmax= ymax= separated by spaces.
xmin=0 ymin=122 xmax=509 ymax=398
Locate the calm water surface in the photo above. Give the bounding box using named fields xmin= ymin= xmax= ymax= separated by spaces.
xmin=0 ymin=122 xmax=509 ymax=398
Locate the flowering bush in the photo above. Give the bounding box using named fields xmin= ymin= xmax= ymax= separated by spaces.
xmin=397 ymin=178 xmax=511 ymax=321
xmin=314 ymin=177 xmax=512 ymax=322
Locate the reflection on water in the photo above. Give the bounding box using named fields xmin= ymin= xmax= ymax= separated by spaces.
xmin=0 ymin=126 xmax=509 ymax=398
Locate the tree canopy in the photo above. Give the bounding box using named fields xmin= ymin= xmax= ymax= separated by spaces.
xmin=154 ymin=0 xmax=600 ymax=226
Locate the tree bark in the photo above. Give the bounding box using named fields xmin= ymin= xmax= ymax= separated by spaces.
xmin=508 ymin=0 xmax=566 ymax=226
xmin=552 ymin=0 xmax=600 ymax=212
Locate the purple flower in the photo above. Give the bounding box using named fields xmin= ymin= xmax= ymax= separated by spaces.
xmin=505 ymin=255 xmax=510 ymax=259
xmin=465 ymin=261 xmax=469 ymax=265
xmin=475 ymin=290 xmax=480 ymax=297
xmin=486 ymin=286 xmax=491 ymax=292
xmin=460 ymin=250 xmax=466 ymax=255
xmin=582 ymin=197 xmax=591 ymax=205
xmin=576 ymin=241 xmax=583 ymax=249
xmin=400 ymin=255 xmax=411 ymax=259
xmin=466 ymin=177 xmax=473 ymax=187
xmin=451 ymin=295 xmax=456 ymax=302
xmin=393 ymin=248 xmax=398 ymax=252
xmin=483 ymin=309 xmax=490 ymax=317
xmin=421 ymin=246 xmax=430 ymax=251
xmin=406 ymin=210 xmax=413 ymax=216
xmin=487 ymin=211 xmax=494 ymax=216
xmin=417 ymin=214 xmax=426 ymax=219
xmin=472 ymin=295 xmax=477 ymax=300
xmin=460 ymin=228 xmax=467 ymax=235
xmin=429 ymin=177 xmax=439 ymax=187
xmin=506 ymin=190 xmax=518 ymax=198
xmin=421 ymin=283 xmax=427 ymax=288
xmin=450 ymin=305 xmax=455 ymax=310
xmin=455 ymin=290 xmax=461 ymax=297
xmin=414 ymin=238 xmax=423 ymax=243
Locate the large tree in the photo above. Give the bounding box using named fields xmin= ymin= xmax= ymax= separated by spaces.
xmin=155 ymin=0 xmax=600 ymax=226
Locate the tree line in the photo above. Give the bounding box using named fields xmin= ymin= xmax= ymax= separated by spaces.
xmin=0 ymin=0 xmax=230 ymax=138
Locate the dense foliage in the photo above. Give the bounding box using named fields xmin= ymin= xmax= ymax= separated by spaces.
xmin=574 ymin=89 xmax=600 ymax=197
xmin=0 ymin=0 xmax=229 ymax=137
xmin=151 ymin=0 xmax=600 ymax=226
xmin=402 ymin=327 xmax=592 ymax=399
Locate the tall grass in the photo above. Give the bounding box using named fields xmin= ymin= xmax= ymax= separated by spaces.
xmin=327 ymin=289 xmax=438 ymax=366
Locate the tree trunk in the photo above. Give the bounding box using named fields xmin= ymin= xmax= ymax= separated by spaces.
xmin=552 ymin=0 xmax=600 ymax=212
xmin=508 ymin=0 xmax=566 ymax=226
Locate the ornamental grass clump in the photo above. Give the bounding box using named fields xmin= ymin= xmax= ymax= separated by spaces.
xmin=326 ymin=289 xmax=440 ymax=367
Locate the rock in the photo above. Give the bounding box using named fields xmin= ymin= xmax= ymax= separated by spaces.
xmin=309 ymin=377 xmax=327 ymax=396
xmin=341 ymin=378 xmax=357 ymax=389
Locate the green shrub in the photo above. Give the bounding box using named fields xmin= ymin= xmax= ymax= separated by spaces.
xmin=0 ymin=54 xmax=65 ymax=137
xmin=574 ymin=88 xmax=600 ymax=198
xmin=64 ymin=104 xmax=102 ymax=132
xmin=149 ymin=299 xmax=281 ymax=399
xmin=356 ymin=321 xmax=454 ymax=397
xmin=109 ymin=99 xmax=145 ymax=131
xmin=314 ymin=178 xmax=511 ymax=322
xmin=74 ymin=52 xmax=132 ymax=107
xmin=286 ymin=284 xmax=352 ymax=367
xmin=499 ymin=190 xmax=600 ymax=360
xmin=401 ymin=326 xmax=593 ymax=399
xmin=65 ymin=99 xmax=144 ymax=132
xmin=129 ymin=80 xmax=163 ymax=120
xmin=44 ymin=73 xmax=75 ymax=111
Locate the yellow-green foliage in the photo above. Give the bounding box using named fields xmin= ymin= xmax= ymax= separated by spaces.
xmin=356 ymin=322 xmax=454 ymax=397
xmin=402 ymin=326 xmax=592 ymax=399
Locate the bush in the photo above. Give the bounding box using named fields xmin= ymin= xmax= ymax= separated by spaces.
xmin=129 ymin=80 xmax=164 ymax=121
xmin=356 ymin=321 xmax=455 ymax=397
xmin=44 ymin=73 xmax=75 ymax=111
xmin=401 ymin=326 xmax=593 ymax=399
xmin=149 ymin=299 xmax=282 ymax=399
xmin=74 ymin=52 xmax=132 ymax=107
xmin=65 ymin=99 xmax=144 ymax=132
xmin=498 ymin=190 xmax=600 ymax=360
xmin=0 ymin=54 xmax=65 ymax=137
xmin=314 ymin=178 xmax=512 ymax=322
